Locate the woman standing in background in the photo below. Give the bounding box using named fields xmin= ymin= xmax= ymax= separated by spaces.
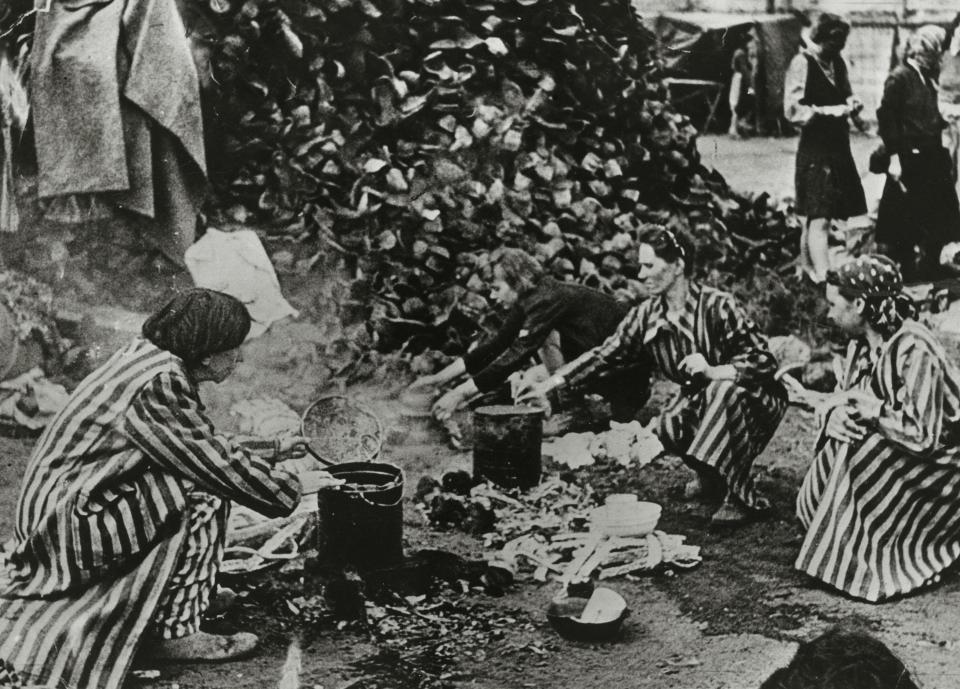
xmin=784 ymin=13 xmax=866 ymax=286
xmin=876 ymin=25 xmax=960 ymax=282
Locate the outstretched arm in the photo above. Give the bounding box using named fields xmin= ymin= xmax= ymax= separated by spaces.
xmin=123 ymin=371 xmax=302 ymax=518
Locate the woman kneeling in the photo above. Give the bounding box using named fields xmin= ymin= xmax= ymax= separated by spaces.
xmin=526 ymin=226 xmax=788 ymax=527
xmin=794 ymin=255 xmax=960 ymax=602
xmin=0 ymin=289 xmax=332 ymax=688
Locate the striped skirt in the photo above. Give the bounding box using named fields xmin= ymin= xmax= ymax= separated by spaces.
xmin=796 ymin=433 xmax=960 ymax=602
xmin=0 ymin=493 xmax=225 ymax=688
xmin=0 ymin=532 xmax=186 ymax=689
xmin=659 ymin=380 xmax=788 ymax=508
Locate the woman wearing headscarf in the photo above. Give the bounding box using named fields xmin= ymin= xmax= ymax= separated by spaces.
xmin=0 ymin=289 xmax=334 ymax=688
xmin=791 ymin=255 xmax=960 ymax=602
xmin=524 ymin=226 xmax=788 ymax=527
xmin=876 ymin=25 xmax=960 ymax=282
xmin=783 ymin=13 xmax=866 ymax=285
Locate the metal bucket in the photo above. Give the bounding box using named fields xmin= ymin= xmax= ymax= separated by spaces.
xmin=472 ymin=405 xmax=544 ymax=490
xmin=314 ymin=461 xmax=404 ymax=570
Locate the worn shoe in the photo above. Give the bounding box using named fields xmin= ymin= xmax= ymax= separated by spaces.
xmin=149 ymin=631 xmax=259 ymax=662
xmin=709 ymin=498 xmax=770 ymax=528
xmin=682 ymin=471 xmax=723 ymax=501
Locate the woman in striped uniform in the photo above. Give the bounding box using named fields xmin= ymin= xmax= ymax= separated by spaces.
xmin=525 ymin=226 xmax=788 ymax=526
xmin=794 ymin=255 xmax=960 ymax=602
xmin=0 ymin=289 xmax=332 ymax=688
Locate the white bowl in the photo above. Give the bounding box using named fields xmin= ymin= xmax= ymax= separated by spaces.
xmin=590 ymin=501 xmax=661 ymax=537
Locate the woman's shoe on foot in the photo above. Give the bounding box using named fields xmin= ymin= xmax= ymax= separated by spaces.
xmin=709 ymin=500 xmax=761 ymax=528
xmin=148 ymin=631 xmax=259 ymax=662
xmin=683 ymin=472 xmax=723 ymax=501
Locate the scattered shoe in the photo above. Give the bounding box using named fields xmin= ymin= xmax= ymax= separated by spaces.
xmin=683 ymin=476 xmax=705 ymax=500
xmin=206 ymin=586 xmax=237 ymax=617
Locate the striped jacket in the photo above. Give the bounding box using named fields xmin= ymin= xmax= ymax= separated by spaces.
xmin=797 ymin=321 xmax=960 ymax=601
xmin=553 ymin=282 xmax=786 ymax=509
xmin=0 ymin=338 xmax=301 ymax=687
xmin=558 ymin=282 xmax=778 ymax=389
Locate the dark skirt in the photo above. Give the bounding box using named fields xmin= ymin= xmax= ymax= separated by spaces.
xmin=876 ymin=146 xmax=960 ymax=282
xmin=794 ymin=124 xmax=867 ymax=220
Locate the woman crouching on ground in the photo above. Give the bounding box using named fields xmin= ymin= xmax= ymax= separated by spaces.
xmin=524 ymin=225 xmax=788 ymax=527
xmin=0 ymin=288 xmax=335 ymax=689
xmin=412 ymin=247 xmax=653 ymax=428
xmin=791 ymin=255 xmax=960 ymax=602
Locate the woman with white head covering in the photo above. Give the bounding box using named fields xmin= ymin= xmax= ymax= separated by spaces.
xmin=876 ymin=25 xmax=960 ymax=282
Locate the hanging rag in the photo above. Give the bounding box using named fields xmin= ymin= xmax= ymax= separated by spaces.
xmin=0 ymin=49 xmax=27 ymax=235
xmin=30 ymin=0 xmax=207 ymax=264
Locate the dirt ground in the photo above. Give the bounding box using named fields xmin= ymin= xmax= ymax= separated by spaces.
xmin=5 ymin=131 xmax=960 ymax=689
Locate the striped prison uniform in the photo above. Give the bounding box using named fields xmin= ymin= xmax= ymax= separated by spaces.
xmin=796 ymin=322 xmax=960 ymax=602
xmin=555 ymin=283 xmax=787 ymax=508
xmin=0 ymin=337 xmax=301 ymax=689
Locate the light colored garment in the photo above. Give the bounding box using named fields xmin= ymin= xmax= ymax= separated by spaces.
xmin=0 ymin=51 xmax=26 ymax=235
xmin=905 ymin=25 xmax=946 ymax=74
xmin=796 ymin=322 xmax=960 ymax=602
xmin=30 ymin=0 xmax=207 ymax=260
xmin=185 ymin=228 xmax=300 ymax=339
xmin=0 ymin=338 xmax=300 ymax=688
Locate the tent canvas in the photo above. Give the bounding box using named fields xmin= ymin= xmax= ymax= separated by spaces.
xmin=653 ymin=12 xmax=802 ymax=135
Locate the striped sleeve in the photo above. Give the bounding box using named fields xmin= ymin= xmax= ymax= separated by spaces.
xmin=558 ymin=303 xmax=647 ymax=387
xmin=122 ymin=371 xmax=302 ymax=518
xmin=876 ymin=339 xmax=945 ymax=456
xmin=714 ymin=295 xmax=778 ymax=387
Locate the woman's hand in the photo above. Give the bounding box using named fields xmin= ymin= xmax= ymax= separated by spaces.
xmin=824 ymin=404 xmax=868 ymax=444
xmin=679 ymin=353 xmax=710 ymax=380
xmin=432 ymin=388 xmax=465 ymax=421
xmin=814 ymin=391 xmax=855 ymax=428
xmin=888 ymin=154 xmax=902 ymax=182
xmin=298 ymin=470 xmax=346 ymax=494
xmin=846 ymin=390 xmax=883 ymax=424
xmin=276 ymin=435 xmax=310 ymax=455
xmin=517 ymin=381 xmax=554 ymax=418
xmin=815 ymin=104 xmax=850 ymax=118
xmin=779 ymin=374 xmax=828 ymax=409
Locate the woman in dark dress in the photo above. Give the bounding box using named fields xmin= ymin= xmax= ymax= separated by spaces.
xmin=784 ymin=13 xmax=867 ymax=284
xmin=876 ymin=25 xmax=960 ymax=283
xmin=410 ymin=248 xmax=653 ymax=424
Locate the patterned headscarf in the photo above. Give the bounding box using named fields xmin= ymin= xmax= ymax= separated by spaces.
xmin=826 ymin=255 xmax=917 ymax=338
xmin=143 ymin=288 xmax=251 ymax=364
xmin=810 ymin=13 xmax=850 ymax=46
xmin=906 ymin=25 xmax=946 ymax=75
